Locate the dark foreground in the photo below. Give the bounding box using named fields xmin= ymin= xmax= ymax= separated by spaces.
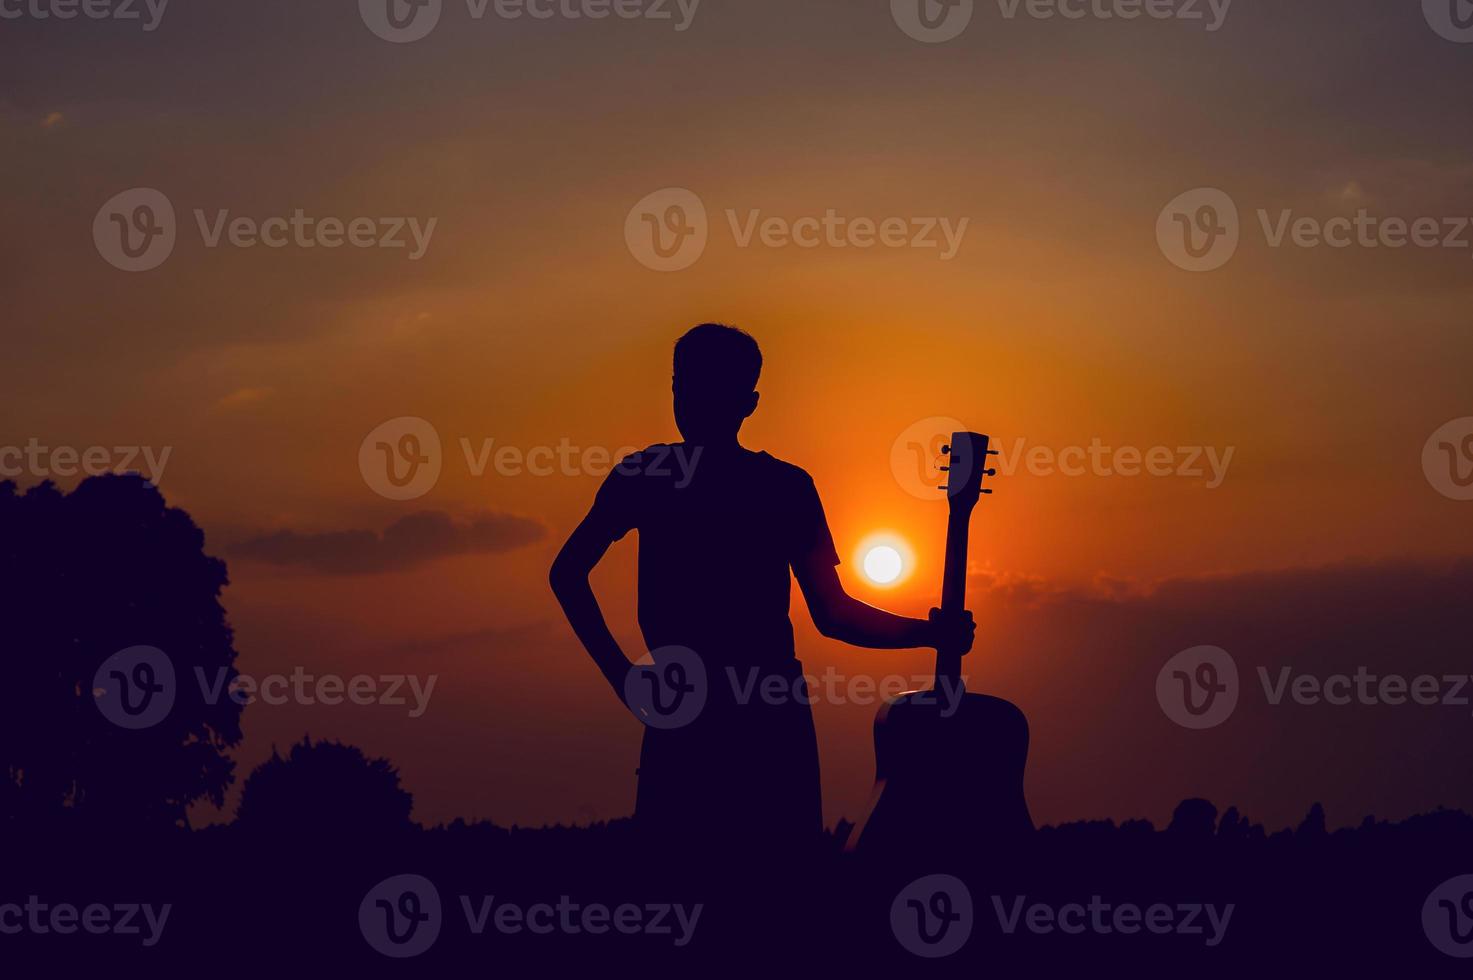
xmin=5 ymin=801 xmax=1472 ymax=973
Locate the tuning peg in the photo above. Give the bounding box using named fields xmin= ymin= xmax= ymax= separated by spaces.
xmin=986 ymin=449 xmax=1000 ymax=456
xmin=983 ymin=468 xmax=996 ymax=477
xmin=982 ymin=489 xmax=994 ymax=495
xmin=941 ymin=444 xmax=951 ymax=455
xmin=939 ymin=465 xmax=950 ymax=472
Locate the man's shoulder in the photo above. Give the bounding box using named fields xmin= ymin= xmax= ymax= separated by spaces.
xmin=609 ymin=443 xmax=683 ymax=475
xmin=602 ymin=444 xmax=816 ymax=492
xmin=600 ymin=444 xmax=700 ymax=491
xmin=611 ymin=444 xmax=663 ymax=472
xmin=748 ymin=449 xmax=816 ymax=486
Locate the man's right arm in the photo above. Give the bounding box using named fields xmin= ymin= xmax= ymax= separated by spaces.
xmin=794 ymin=553 xmax=971 ymax=652
xmin=549 ymin=516 xmax=632 ymax=699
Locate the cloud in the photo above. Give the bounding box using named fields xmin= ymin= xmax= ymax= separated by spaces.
xmin=972 ymin=556 xmax=1473 ymax=829
xmin=231 ymin=510 xmax=544 ymax=574
xmin=215 ymin=387 xmax=275 ymax=410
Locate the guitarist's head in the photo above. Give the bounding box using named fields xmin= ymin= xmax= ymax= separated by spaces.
xmin=672 ymin=323 xmax=762 ymax=446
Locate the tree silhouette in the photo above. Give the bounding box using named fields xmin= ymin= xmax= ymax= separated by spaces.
xmin=1297 ymin=801 xmax=1328 ymax=839
xmin=1167 ymin=797 xmax=1218 ymax=841
xmin=0 ymin=475 xmax=242 ymax=831
xmin=235 ymin=737 xmax=414 ymax=835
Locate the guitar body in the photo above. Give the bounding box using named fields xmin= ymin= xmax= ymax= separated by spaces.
xmin=847 ymin=431 xmax=1034 ymax=858
xmin=851 ymin=689 xmax=1032 ymax=858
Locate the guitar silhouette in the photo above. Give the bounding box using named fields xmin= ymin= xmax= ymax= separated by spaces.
xmin=847 ymin=431 xmax=1033 ymax=857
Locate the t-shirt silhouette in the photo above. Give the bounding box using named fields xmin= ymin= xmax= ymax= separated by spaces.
xmin=589 ymin=444 xmax=840 ymax=670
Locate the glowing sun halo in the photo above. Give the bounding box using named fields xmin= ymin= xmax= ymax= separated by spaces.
xmin=863 ymin=545 xmax=904 ymax=585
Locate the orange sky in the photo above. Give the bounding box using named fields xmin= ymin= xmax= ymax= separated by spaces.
xmin=5 ymin=0 xmax=1473 ymax=831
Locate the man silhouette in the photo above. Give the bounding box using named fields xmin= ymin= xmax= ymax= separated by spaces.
xmin=550 ymin=324 xmax=974 ymax=849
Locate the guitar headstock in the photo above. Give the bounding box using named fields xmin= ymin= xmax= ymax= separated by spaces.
xmin=940 ymin=431 xmax=998 ymax=513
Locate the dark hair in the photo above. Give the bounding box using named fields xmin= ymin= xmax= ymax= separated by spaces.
xmin=673 ymin=323 xmax=762 ymax=393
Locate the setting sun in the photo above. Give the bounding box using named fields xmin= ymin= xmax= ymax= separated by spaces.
xmin=855 ymin=532 xmax=915 ymax=589
xmin=863 ymin=546 xmax=903 ymax=584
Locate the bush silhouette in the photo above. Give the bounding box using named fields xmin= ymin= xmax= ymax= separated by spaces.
xmin=236 ymin=737 xmax=414 ymax=835
xmin=1167 ymin=797 xmax=1218 ymax=840
xmin=0 ymin=475 xmax=242 ymax=830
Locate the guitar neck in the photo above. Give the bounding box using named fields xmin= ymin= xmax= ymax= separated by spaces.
xmin=935 ymin=504 xmax=972 ymax=690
